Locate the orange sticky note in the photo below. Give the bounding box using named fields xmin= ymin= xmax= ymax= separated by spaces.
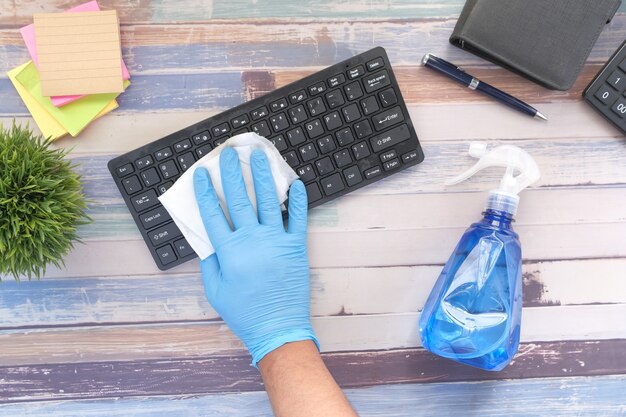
xmin=34 ymin=10 xmax=124 ymax=96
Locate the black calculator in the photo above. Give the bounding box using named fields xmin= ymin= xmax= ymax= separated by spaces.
xmin=584 ymin=39 xmax=626 ymax=134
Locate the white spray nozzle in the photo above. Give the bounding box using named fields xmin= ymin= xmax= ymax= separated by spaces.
xmin=446 ymin=143 xmax=541 ymax=195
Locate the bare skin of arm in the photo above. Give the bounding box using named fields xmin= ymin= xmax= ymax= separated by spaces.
xmin=259 ymin=340 xmax=359 ymax=417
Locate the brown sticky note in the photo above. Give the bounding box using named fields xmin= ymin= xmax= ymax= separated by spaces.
xmin=34 ymin=10 xmax=124 ymax=96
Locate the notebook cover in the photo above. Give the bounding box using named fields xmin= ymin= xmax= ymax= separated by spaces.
xmin=450 ymin=0 xmax=621 ymax=90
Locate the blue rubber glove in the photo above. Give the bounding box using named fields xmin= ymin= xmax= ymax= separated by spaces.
xmin=193 ymin=147 xmax=319 ymax=367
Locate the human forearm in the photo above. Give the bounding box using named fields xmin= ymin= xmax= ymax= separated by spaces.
xmin=259 ymin=340 xmax=358 ymax=417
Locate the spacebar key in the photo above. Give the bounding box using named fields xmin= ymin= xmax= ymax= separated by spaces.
xmin=370 ymin=124 xmax=411 ymax=152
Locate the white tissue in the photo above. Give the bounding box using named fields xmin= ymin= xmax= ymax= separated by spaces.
xmin=158 ymin=132 xmax=299 ymax=260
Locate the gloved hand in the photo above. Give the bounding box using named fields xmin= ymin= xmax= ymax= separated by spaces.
xmin=193 ymin=147 xmax=318 ymax=366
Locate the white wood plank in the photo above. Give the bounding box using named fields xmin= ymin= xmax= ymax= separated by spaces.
xmin=0 ymin=304 xmax=624 ymax=365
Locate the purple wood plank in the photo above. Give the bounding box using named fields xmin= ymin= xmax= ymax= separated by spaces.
xmin=1 ymin=339 xmax=624 ymax=404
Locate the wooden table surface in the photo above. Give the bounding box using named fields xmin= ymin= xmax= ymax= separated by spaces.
xmin=1 ymin=1 xmax=626 ymax=415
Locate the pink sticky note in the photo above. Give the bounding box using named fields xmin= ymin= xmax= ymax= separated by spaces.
xmin=20 ymin=0 xmax=130 ymax=107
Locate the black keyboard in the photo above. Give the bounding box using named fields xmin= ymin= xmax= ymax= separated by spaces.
xmin=584 ymin=39 xmax=626 ymax=134
xmin=108 ymin=47 xmax=424 ymax=270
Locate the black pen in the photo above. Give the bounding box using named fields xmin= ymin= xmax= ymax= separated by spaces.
xmin=422 ymin=53 xmax=547 ymax=120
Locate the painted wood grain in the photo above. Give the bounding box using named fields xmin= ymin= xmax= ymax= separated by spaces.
xmin=3 ymin=258 xmax=625 ymax=328
xmin=0 ymin=340 xmax=624 ymax=404
xmin=0 ymin=304 xmax=625 ymax=366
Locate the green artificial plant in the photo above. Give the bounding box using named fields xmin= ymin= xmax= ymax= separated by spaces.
xmin=0 ymin=122 xmax=90 ymax=280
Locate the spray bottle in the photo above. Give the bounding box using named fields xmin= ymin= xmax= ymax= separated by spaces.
xmin=418 ymin=142 xmax=541 ymax=371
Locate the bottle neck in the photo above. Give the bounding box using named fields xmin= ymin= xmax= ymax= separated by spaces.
xmin=481 ymin=209 xmax=514 ymax=228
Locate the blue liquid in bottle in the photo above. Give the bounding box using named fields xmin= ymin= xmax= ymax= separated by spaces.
xmin=418 ymin=208 xmax=522 ymax=371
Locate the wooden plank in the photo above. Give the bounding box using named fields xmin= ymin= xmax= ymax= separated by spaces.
xmin=0 ymin=340 xmax=624 ymax=403
xmin=1 ymin=258 xmax=625 ymax=328
xmin=0 ymin=304 xmax=624 ymax=366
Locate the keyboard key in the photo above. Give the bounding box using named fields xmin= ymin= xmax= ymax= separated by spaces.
xmin=270 ymin=98 xmax=289 ymax=112
xmin=333 ymin=149 xmax=352 ymax=167
xmin=325 ymin=90 xmax=345 ymax=109
xmin=360 ymin=96 xmax=379 ymax=115
xmin=348 ymin=65 xmax=365 ymax=79
xmin=309 ymin=82 xmax=327 ymax=95
xmin=352 ymin=141 xmax=371 ymax=160
xmin=320 ymin=173 xmax=345 ymax=196
xmin=283 ymin=150 xmax=300 ymax=168
xmin=370 ymin=124 xmax=411 ymax=152
xmin=610 ymin=97 xmax=626 ymax=118
xmin=135 ymin=155 xmax=154 ymax=169
xmin=196 ymin=144 xmax=212 ymax=158
xmin=297 ymin=164 xmax=316 ymax=182
xmin=305 ymin=119 xmax=324 ymax=139
xmin=366 ymin=57 xmax=384 ymax=71
xmin=287 ymin=127 xmax=306 ymax=146
xmin=328 ymin=74 xmax=346 ymax=87
xmin=149 ymin=222 xmax=182 ymax=246
xmin=174 ymin=139 xmax=192 ymax=153
xmin=343 ymin=165 xmax=363 ymax=186
xmin=372 ymin=106 xmax=404 ymax=131
xmin=289 ymin=90 xmax=307 ymax=104
xmin=116 ymin=163 xmax=134 ymax=177
xmin=173 ymin=238 xmax=195 ymax=258
xmin=619 ymin=57 xmax=626 ymax=73
xmin=315 ymin=157 xmax=334 ymax=176
xmin=324 ymin=111 xmax=343 ymax=131
xmin=192 ymin=131 xmax=211 ymax=145
xmin=607 ymin=70 xmax=626 ymax=90
xmin=270 ymin=113 xmax=289 ymax=132
xmin=140 ymin=167 xmax=160 ymax=187
xmin=178 ymin=152 xmax=196 ymax=171
xmin=402 ymin=150 xmax=420 ymax=163
xmin=305 ymin=182 xmax=323 ymax=203
xmin=158 ymin=181 xmax=173 ymax=195
xmin=122 ymin=175 xmax=142 ymax=194
xmin=380 ymin=150 xmax=397 ymax=162
xmin=363 ymin=70 xmax=391 ymax=93
xmin=289 ymin=105 xmax=307 ymax=124
xmin=354 ymin=120 xmax=373 ymax=139
xmin=299 ymin=143 xmax=318 ymax=162
xmin=212 ymin=123 xmax=230 ymax=136
xmin=336 ymin=128 xmax=355 ymax=146
xmin=231 ymin=114 xmax=250 ymax=128
xmin=251 ymin=106 xmax=269 ymax=120
xmin=155 ymin=147 xmax=172 ymax=161
xmin=595 ymin=85 xmax=616 ymax=105
xmin=383 ymin=158 xmax=401 ymax=171
xmin=159 ymin=160 xmax=179 ymax=179
xmin=252 ymin=120 xmax=271 ymax=137
xmin=156 ymin=244 xmax=177 ymax=266
xmin=379 ymin=88 xmax=397 ymax=107
xmin=344 ymin=81 xmax=363 ymax=100
xmin=364 ymin=166 xmax=382 ymax=179
xmin=342 ymin=103 xmax=361 ymax=123
xmin=214 ymin=138 xmax=227 ymax=147
xmin=270 ymin=134 xmax=288 ymax=152
xmin=307 ymin=97 xmax=326 ymax=116
xmin=131 ymin=190 xmax=159 ymax=212
xmin=317 ymin=135 xmax=337 ymax=154
xmin=140 ymin=206 xmax=172 ymax=229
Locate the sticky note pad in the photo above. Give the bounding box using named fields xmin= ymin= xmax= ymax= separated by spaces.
xmin=13 ymin=60 xmax=129 ymax=137
xmin=34 ymin=10 xmax=124 ymax=96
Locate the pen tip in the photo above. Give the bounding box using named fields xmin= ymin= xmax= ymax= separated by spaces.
xmin=535 ymin=112 xmax=548 ymax=121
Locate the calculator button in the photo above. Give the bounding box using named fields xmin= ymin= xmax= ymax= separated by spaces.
xmin=155 ymin=147 xmax=172 ymax=161
xmin=606 ymin=70 xmax=626 ymax=90
xmin=156 ymin=244 xmax=177 ymax=266
xmin=320 ymin=173 xmax=345 ymax=196
xmin=348 ymin=65 xmax=365 ymax=79
xmin=135 ymin=156 xmax=154 ymax=169
xmin=122 ymin=175 xmax=142 ymax=194
xmin=140 ymin=167 xmax=160 ymax=187
xmin=116 ymin=163 xmax=134 ymax=177
xmin=610 ymin=97 xmax=626 ymax=118
xmin=305 ymin=182 xmax=323 ymax=203
xmin=595 ymin=85 xmax=616 ymax=105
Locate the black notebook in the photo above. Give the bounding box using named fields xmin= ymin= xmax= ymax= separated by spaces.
xmin=450 ymin=0 xmax=622 ymax=90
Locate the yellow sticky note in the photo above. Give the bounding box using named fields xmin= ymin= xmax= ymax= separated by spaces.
xmin=12 ymin=61 xmax=129 ymax=137
xmin=7 ymin=61 xmax=121 ymax=141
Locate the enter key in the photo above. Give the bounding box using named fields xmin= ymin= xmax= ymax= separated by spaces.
xmin=372 ymin=106 xmax=404 ymax=131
